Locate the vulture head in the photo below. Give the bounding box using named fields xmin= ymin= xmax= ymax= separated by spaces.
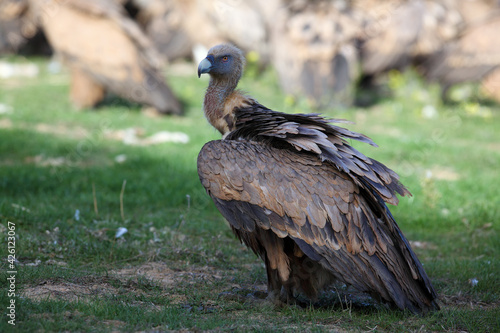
xmin=198 ymin=44 xmax=245 ymax=84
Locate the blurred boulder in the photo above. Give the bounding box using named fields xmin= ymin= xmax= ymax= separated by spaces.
xmin=358 ymin=0 xmax=425 ymax=76
xmin=193 ymin=0 xmax=268 ymax=57
xmin=419 ymin=2 xmax=500 ymax=100
xmin=456 ymin=0 xmax=498 ymax=26
xmin=411 ymin=0 xmax=463 ymax=59
xmin=481 ymin=67 xmax=500 ymax=103
xmin=133 ymin=0 xmax=269 ymax=64
xmin=355 ymin=0 xmax=500 ymax=103
xmin=0 ymin=0 xmax=40 ymax=54
xmin=270 ymin=0 xmax=361 ymax=108
xmin=357 ymin=0 xmax=464 ymax=72
xmin=28 ymin=0 xmax=182 ymax=114
xmin=132 ymin=0 xmax=192 ymax=62
xmin=9 ymin=0 xmax=498 ymax=108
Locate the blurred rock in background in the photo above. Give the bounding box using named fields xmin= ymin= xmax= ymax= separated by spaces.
xmin=269 ymin=0 xmax=360 ymax=108
xmin=482 ymin=67 xmax=500 ymax=102
xmin=358 ymin=0 xmax=425 ymax=78
xmin=132 ymin=0 xmax=193 ymax=62
xmin=27 ymin=0 xmax=182 ymax=114
xmin=0 ymin=0 xmax=50 ymax=55
xmin=417 ymin=0 xmax=500 ymax=102
xmin=2 ymin=0 xmax=500 ymax=110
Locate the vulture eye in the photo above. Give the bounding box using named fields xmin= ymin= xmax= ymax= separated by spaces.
xmin=221 ymin=56 xmax=229 ymax=62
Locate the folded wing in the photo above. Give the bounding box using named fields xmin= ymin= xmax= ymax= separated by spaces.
xmin=198 ymin=139 xmax=438 ymax=313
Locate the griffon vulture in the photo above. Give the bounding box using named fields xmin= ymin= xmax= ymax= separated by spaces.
xmin=197 ymin=44 xmax=439 ymax=313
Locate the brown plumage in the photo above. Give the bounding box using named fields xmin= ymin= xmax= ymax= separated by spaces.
xmin=28 ymin=0 xmax=182 ymax=114
xmin=197 ymin=44 xmax=439 ymax=313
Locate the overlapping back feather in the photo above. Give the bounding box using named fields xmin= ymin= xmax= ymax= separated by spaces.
xmin=227 ymin=105 xmax=411 ymax=206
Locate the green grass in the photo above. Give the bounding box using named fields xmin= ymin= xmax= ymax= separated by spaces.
xmin=0 ymin=59 xmax=499 ymax=332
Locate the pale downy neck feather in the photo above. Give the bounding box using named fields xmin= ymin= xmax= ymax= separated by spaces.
xmin=203 ymin=72 xmax=242 ymax=134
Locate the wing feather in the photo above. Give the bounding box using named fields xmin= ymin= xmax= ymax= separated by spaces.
xmin=198 ymin=136 xmax=437 ymax=313
xmin=226 ymin=105 xmax=411 ymax=206
xmin=200 ymin=139 xmax=410 ymax=257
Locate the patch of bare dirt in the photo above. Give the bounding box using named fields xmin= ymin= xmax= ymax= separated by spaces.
xmin=24 ymin=155 xmax=67 ymax=167
xmin=112 ymin=262 xmax=178 ymax=288
xmin=30 ymin=310 xmax=126 ymax=330
xmin=22 ymin=279 xmax=120 ymax=302
xmin=0 ymin=118 xmax=13 ymax=128
xmin=363 ymin=124 xmax=403 ymax=138
xmin=112 ymin=262 xmax=229 ymax=289
xmin=409 ymin=240 xmax=438 ymax=250
xmin=102 ymin=319 xmax=127 ymax=329
xmin=441 ymin=293 xmax=500 ymax=310
xmin=35 ymin=123 xmax=90 ymax=139
xmin=104 ymin=127 xmax=189 ymax=145
xmin=429 ymin=167 xmax=460 ymax=181
xmin=486 ymin=142 xmax=500 ymax=152
xmin=21 ymin=262 xmax=236 ymax=309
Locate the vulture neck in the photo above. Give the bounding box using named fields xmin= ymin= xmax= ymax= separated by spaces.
xmin=203 ymin=75 xmax=241 ymax=136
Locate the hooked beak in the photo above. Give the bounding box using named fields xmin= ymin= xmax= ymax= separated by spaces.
xmin=198 ymin=57 xmax=213 ymax=78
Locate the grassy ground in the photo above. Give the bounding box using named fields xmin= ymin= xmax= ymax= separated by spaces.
xmin=0 ymin=57 xmax=499 ymax=332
